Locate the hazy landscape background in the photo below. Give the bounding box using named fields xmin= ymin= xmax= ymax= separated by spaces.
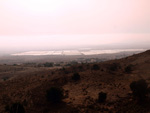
xmin=0 ymin=0 xmax=150 ymax=55
xmin=0 ymin=34 xmax=150 ymax=55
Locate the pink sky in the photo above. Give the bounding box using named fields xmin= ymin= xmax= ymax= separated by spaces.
xmin=0 ymin=0 xmax=150 ymax=50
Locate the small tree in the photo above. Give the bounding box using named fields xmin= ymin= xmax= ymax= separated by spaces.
xmin=72 ymin=73 xmax=80 ymax=81
xmin=130 ymin=79 xmax=148 ymax=102
xmin=98 ymin=92 xmax=107 ymax=103
xmin=46 ymin=87 xmax=64 ymax=103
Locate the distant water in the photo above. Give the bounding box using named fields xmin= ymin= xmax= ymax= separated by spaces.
xmin=11 ymin=49 xmax=146 ymax=56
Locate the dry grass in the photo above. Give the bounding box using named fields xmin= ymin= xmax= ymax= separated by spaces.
xmin=0 ymin=50 xmax=150 ymax=112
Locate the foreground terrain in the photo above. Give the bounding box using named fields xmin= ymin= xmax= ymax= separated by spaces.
xmin=0 ymin=50 xmax=150 ymax=112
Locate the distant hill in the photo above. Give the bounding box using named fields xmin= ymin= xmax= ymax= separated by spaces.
xmin=0 ymin=50 xmax=150 ymax=113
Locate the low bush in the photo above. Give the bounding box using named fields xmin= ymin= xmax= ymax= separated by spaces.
xmin=72 ymin=73 xmax=80 ymax=81
xmin=92 ymin=64 xmax=100 ymax=70
xmin=108 ymin=63 xmax=120 ymax=72
xmin=125 ymin=65 xmax=133 ymax=73
xmin=46 ymin=87 xmax=64 ymax=103
xmin=130 ymin=79 xmax=149 ymax=102
xmin=44 ymin=62 xmax=54 ymax=67
xmin=98 ymin=92 xmax=107 ymax=103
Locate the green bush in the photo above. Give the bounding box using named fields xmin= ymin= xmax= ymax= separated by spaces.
xmin=130 ymin=79 xmax=148 ymax=102
xmin=72 ymin=73 xmax=80 ymax=81
xmin=98 ymin=92 xmax=107 ymax=103
xmin=46 ymin=87 xmax=64 ymax=103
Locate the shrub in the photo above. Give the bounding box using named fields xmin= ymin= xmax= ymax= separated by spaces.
xmin=72 ymin=73 xmax=80 ymax=81
xmin=98 ymin=92 xmax=107 ymax=103
xmin=92 ymin=64 xmax=100 ymax=70
xmin=46 ymin=87 xmax=64 ymax=103
xmin=125 ymin=65 xmax=133 ymax=73
xmin=70 ymin=61 xmax=78 ymax=65
xmin=2 ymin=77 xmax=9 ymax=81
xmin=78 ymin=66 xmax=83 ymax=71
xmin=130 ymin=79 xmax=148 ymax=102
xmin=44 ymin=62 xmax=53 ymax=67
xmin=108 ymin=63 xmax=120 ymax=71
xmin=5 ymin=103 xmax=25 ymax=113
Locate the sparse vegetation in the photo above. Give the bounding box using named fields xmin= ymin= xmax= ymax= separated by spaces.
xmin=130 ymin=79 xmax=149 ymax=102
xmin=2 ymin=77 xmax=9 ymax=81
xmin=92 ymin=64 xmax=100 ymax=70
xmin=46 ymin=87 xmax=64 ymax=103
xmin=72 ymin=73 xmax=80 ymax=81
xmin=78 ymin=65 xmax=83 ymax=71
xmin=98 ymin=92 xmax=107 ymax=103
xmin=70 ymin=61 xmax=78 ymax=65
xmin=125 ymin=65 xmax=133 ymax=73
xmin=44 ymin=62 xmax=54 ymax=67
xmin=108 ymin=63 xmax=120 ymax=71
xmin=0 ymin=50 xmax=150 ymax=112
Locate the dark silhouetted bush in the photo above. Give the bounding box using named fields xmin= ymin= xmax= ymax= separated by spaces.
xmin=130 ymin=79 xmax=148 ymax=102
xmin=125 ymin=65 xmax=133 ymax=73
xmin=72 ymin=73 xmax=80 ymax=81
xmin=2 ymin=77 xmax=9 ymax=81
xmin=6 ymin=103 xmax=25 ymax=113
xmin=70 ymin=61 xmax=78 ymax=65
xmin=98 ymin=92 xmax=107 ymax=103
xmin=46 ymin=87 xmax=63 ymax=103
xmin=5 ymin=105 xmax=9 ymax=112
xmin=108 ymin=63 xmax=120 ymax=71
xmin=44 ymin=62 xmax=54 ymax=67
xmin=92 ymin=64 xmax=100 ymax=70
xmin=78 ymin=66 xmax=83 ymax=71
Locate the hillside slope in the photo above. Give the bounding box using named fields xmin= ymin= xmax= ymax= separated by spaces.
xmin=0 ymin=50 xmax=150 ymax=113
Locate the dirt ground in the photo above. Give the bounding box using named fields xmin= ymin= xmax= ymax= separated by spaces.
xmin=0 ymin=50 xmax=150 ymax=113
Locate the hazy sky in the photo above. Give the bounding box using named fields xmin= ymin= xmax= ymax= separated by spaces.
xmin=0 ymin=0 xmax=150 ymax=51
